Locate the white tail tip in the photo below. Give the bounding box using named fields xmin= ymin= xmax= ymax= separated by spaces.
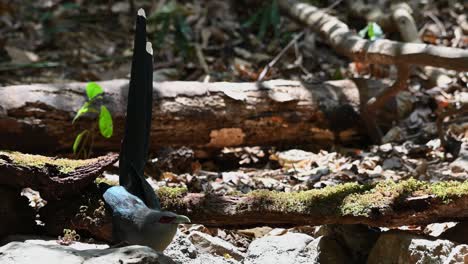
xmin=146 ymin=42 xmax=153 ymax=55
xmin=138 ymin=8 xmax=146 ymax=18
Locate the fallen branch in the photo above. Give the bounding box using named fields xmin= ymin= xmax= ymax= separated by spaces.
xmin=349 ymin=2 xmax=452 ymax=87
xmin=278 ymin=0 xmax=468 ymax=71
xmin=3 ymin=176 xmax=468 ymax=241
xmin=0 ymin=79 xmax=400 ymax=154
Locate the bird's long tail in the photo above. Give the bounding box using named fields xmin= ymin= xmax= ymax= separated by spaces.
xmin=119 ymin=8 xmax=161 ymax=210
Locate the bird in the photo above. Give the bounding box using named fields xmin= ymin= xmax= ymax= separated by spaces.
xmin=102 ymin=8 xmax=190 ymax=252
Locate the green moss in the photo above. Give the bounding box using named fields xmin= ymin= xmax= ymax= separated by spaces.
xmin=158 ymin=186 xmax=188 ymax=209
xmin=247 ymin=182 xmax=369 ymax=215
xmin=232 ymin=179 xmax=468 ymax=218
xmin=0 ymin=150 xmax=94 ymax=174
xmin=341 ymin=179 xmax=468 ymax=216
xmin=430 ymin=181 xmax=468 ymax=202
xmin=95 ymin=176 xmax=118 ymax=186
xmin=92 ymin=175 xmax=468 ymax=218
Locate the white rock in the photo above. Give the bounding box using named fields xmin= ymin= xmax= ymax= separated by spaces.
xmin=164 ymin=231 xmax=198 ymax=262
xmin=0 ymin=241 xmax=174 ymax=264
xmin=244 ymin=233 xmax=315 ymax=264
xmin=188 ymin=231 xmax=245 ymax=261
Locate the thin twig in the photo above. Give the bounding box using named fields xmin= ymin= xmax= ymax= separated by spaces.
xmin=426 ymin=12 xmax=447 ymax=37
xmin=257 ymin=31 xmax=305 ymax=82
xmin=195 ymin=43 xmax=210 ymax=75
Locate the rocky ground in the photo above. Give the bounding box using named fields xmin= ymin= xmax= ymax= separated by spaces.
xmin=1 ymin=222 xmax=468 ymax=263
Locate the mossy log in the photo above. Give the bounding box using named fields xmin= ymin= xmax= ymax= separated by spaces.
xmin=0 ymin=79 xmax=400 ymax=156
xmin=35 ymin=180 xmax=468 ymax=241
xmin=0 ymin=151 xmax=118 ymax=200
xmin=1 ymin=151 xmax=467 ymax=241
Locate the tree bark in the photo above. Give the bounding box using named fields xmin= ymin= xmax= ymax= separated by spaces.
xmin=0 ymin=79 xmax=396 ymax=155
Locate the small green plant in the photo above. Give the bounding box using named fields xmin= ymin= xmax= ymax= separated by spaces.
xmin=72 ymin=82 xmax=113 ymax=158
xmin=149 ymin=1 xmax=192 ymax=57
xmin=359 ymin=22 xmax=384 ymax=41
xmin=243 ymin=0 xmax=280 ymax=39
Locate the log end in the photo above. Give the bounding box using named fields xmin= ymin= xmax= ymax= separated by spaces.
xmin=0 ymin=150 xmax=96 ymax=174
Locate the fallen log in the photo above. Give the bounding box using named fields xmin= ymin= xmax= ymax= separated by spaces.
xmin=0 ymin=79 xmax=399 ymax=155
xmin=0 ymin=152 xmax=467 ymax=241
xmin=20 ymin=179 xmax=468 ymax=241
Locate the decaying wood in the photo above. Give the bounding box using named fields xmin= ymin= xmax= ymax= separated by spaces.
xmin=0 ymin=151 xmax=118 ymax=200
xmin=0 ymin=79 xmax=399 ymax=155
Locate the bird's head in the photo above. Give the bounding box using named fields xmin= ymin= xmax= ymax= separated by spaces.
xmin=148 ymin=211 xmax=191 ymax=225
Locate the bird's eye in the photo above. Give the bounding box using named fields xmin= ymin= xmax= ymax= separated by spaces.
xmin=158 ymin=216 xmax=176 ymax=223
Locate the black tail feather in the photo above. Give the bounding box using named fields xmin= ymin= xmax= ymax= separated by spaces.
xmin=119 ymin=9 xmax=161 ymax=210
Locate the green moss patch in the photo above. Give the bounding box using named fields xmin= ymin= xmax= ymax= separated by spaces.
xmin=341 ymin=179 xmax=468 ymax=217
xmin=240 ymin=179 xmax=468 ymax=217
xmin=95 ymin=176 xmax=118 ymax=186
xmin=0 ymin=150 xmax=94 ymax=174
xmin=158 ymin=186 xmax=188 ymax=209
xmin=247 ymin=182 xmax=370 ymax=215
xmin=95 ymin=175 xmax=468 ymax=218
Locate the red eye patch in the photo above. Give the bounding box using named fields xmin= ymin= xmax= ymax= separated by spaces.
xmin=158 ymin=216 xmax=176 ymax=223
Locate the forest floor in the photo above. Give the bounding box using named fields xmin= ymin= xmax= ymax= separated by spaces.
xmin=0 ymin=0 xmax=467 ymax=263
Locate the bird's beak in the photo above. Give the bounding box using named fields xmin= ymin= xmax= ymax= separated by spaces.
xmin=175 ymin=215 xmax=191 ymax=224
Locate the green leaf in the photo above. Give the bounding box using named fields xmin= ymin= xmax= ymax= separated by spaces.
xmin=86 ymin=82 xmax=103 ymax=100
xmin=359 ymin=22 xmax=383 ymax=41
xmin=99 ymin=106 xmax=113 ymax=138
xmin=73 ymin=130 xmax=88 ymax=154
xmin=368 ymin=22 xmax=375 ymax=39
xmin=73 ymin=102 xmax=90 ymax=123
